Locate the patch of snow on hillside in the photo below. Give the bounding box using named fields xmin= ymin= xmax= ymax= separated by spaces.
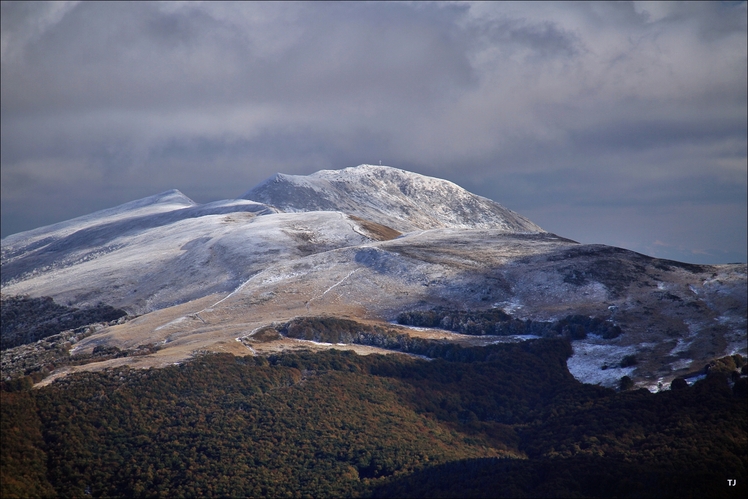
xmin=488 ymin=335 xmax=538 ymax=343
xmin=669 ymin=338 xmax=692 ymax=357
xmin=155 ymin=316 xmax=189 ymax=331
xmin=495 ymin=300 xmax=523 ymax=314
xmin=567 ymin=342 xmax=638 ymax=388
xmin=394 ymin=324 xmax=437 ymax=332
xmin=669 ymin=358 xmax=693 ymax=371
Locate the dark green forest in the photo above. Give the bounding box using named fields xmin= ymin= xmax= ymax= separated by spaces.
xmin=2 ymin=337 xmax=746 ymax=498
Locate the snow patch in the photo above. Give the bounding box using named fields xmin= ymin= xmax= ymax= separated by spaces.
xmin=669 ymin=337 xmax=693 ymax=357
xmin=488 ymin=335 xmax=538 ymax=343
xmin=495 ymin=300 xmax=523 ymax=314
xmin=155 ymin=316 xmax=188 ymax=331
xmin=669 ymin=358 xmax=693 ymax=371
xmin=567 ymin=342 xmax=638 ymax=388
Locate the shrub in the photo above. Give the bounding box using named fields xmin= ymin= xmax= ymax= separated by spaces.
xmin=619 ymin=376 xmax=634 ymax=391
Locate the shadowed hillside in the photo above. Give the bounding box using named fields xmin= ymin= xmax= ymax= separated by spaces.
xmin=1 ymin=295 xmax=127 ymax=350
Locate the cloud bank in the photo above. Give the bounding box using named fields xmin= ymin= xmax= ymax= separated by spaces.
xmin=2 ymin=1 xmax=746 ymax=263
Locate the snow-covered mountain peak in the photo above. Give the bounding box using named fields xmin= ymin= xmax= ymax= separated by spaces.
xmin=243 ymin=164 xmax=544 ymax=233
xmin=136 ymin=188 xmax=196 ymax=206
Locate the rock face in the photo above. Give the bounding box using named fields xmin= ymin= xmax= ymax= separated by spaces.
xmin=243 ymin=165 xmax=543 ymax=233
xmin=1 ymin=164 xmax=746 ymax=390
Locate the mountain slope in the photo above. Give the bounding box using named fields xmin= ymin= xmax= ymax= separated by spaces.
xmin=116 ymin=228 xmax=740 ymax=390
xmin=1 ymin=165 xmax=542 ymax=314
xmin=1 ymin=206 xmax=393 ymax=314
xmin=243 ymin=165 xmax=543 ymax=233
xmin=1 ymin=189 xmax=196 ymax=261
xmin=1 ymin=165 xmax=745 ymax=391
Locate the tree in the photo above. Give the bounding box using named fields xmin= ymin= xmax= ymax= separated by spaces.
xmin=619 ymin=376 xmax=634 ymax=391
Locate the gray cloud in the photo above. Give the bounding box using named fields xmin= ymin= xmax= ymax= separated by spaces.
xmin=1 ymin=1 xmax=746 ymax=264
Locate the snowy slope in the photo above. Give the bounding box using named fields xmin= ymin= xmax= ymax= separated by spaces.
xmin=243 ymin=164 xmax=544 ymax=233
xmin=1 ymin=190 xmax=196 ymax=263
xmin=1 ymin=191 xmax=388 ymax=313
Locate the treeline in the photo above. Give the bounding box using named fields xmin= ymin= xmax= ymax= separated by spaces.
xmin=1 ymin=295 xmax=127 ymax=350
xmin=2 ymin=339 xmax=745 ymax=498
xmin=396 ymin=308 xmax=622 ymax=339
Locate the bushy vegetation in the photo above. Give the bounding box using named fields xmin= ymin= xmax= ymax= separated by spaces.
xmin=396 ymin=308 xmax=622 ymax=339
xmin=552 ymin=314 xmax=622 ymax=340
xmin=277 ymin=316 xmax=569 ymax=361
xmin=0 ymin=390 xmax=56 ymax=498
xmin=396 ymin=308 xmax=549 ymax=336
xmin=1 ymin=326 xmax=161 ymax=384
xmin=2 ymin=338 xmax=745 ymax=498
xmin=1 ymin=295 xmax=127 ymax=350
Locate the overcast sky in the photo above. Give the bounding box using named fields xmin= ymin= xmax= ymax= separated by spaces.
xmin=2 ymin=1 xmax=746 ymax=264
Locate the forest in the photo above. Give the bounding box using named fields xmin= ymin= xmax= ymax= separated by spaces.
xmin=2 ymin=330 xmax=746 ymax=498
xmin=396 ymin=308 xmax=622 ymax=339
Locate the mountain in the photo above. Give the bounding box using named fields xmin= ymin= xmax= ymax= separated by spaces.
xmin=2 ymin=164 xmax=746 ymax=499
xmin=243 ymin=164 xmax=543 ymax=233
xmin=1 ymin=165 xmax=541 ymax=314
xmin=1 ymin=165 xmax=746 ymax=392
xmin=1 ymin=193 xmax=288 ymax=313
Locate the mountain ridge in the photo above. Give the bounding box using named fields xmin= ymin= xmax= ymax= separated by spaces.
xmin=1 ymin=189 xmax=196 ymax=248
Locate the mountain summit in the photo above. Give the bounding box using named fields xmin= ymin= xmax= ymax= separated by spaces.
xmin=243 ymin=165 xmax=543 ymax=233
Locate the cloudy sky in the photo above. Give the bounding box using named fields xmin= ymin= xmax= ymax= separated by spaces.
xmin=2 ymin=1 xmax=746 ymax=264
